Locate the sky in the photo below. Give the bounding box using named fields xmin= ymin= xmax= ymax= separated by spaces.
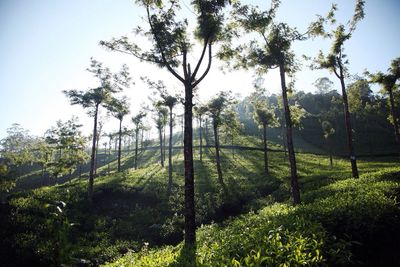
xmin=0 ymin=0 xmax=399 ymax=139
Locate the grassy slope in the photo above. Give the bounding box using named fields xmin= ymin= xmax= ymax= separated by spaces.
xmin=106 ymin=167 xmax=400 ymax=267
xmin=3 ymin=132 xmax=400 ymax=266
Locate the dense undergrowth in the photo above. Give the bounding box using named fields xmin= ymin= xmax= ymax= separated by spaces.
xmin=1 ymin=134 xmax=399 ymax=266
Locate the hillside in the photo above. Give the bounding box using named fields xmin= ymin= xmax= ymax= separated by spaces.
xmin=1 ymin=131 xmax=399 ymax=266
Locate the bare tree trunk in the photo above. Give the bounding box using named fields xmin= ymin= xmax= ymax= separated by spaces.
xmin=168 ymin=108 xmax=174 ymax=192
xmin=327 ymin=138 xmax=333 ymax=167
xmin=88 ymin=104 xmax=99 ymax=202
xmin=163 ymin=127 xmax=166 ymax=163
xmin=281 ymin=120 xmax=287 ymax=157
xmin=117 ymin=119 xmax=122 ymax=172
xmin=338 ymin=62 xmax=359 ymax=178
xmin=205 ymin=118 xmax=209 ymax=145
xmin=135 ymin=129 xmax=139 ymax=170
xmin=213 ymin=118 xmax=224 ymax=185
xmin=159 ymin=127 xmax=164 ymax=167
xmin=263 ymin=123 xmax=269 ymax=174
xmin=108 ymin=139 xmax=111 ymax=175
xmin=184 ymin=83 xmax=196 ymax=246
xmin=199 ymin=116 xmax=203 ymax=162
xmin=279 ymin=64 xmax=300 ymax=205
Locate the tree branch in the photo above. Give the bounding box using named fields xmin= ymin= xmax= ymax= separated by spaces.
xmin=193 ymin=42 xmax=212 ymax=88
xmin=183 ymin=47 xmax=189 ymax=80
xmin=146 ymin=5 xmax=185 ymax=84
xmin=190 ymin=38 xmax=209 ymax=83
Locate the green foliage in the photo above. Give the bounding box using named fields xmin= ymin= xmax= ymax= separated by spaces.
xmin=44 ymin=117 xmax=89 ymax=179
xmin=105 ymin=168 xmax=400 ymax=267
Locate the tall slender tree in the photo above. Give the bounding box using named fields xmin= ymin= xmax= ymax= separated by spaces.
xmin=248 ymin=85 xmax=277 ymax=174
xmin=143 ymin=77 xmax=179 ymax=189
xmin=368 ymin=58 xmax=400 ymax=152
xmin=107 ymin=97 xmax=130 ymax=172
xmin=218 ymin=1 xmax=316 ymax=204
xmin=153 ymin=104 xmax=169 ymax=167
xmin=321 ymin=120 xmax=335 ymax=167
xmin=207 ymin=91 xmax=235 ymax=185
xmin=310 ymin=0 xmax=365 ymax=178
xmin=132 ymin=111 xmax=146 ymax=170
xmin=194 ymin=105 xmax=208 ymax=162
xmin=101 ymin=0 xmax=229 ymax=245
xmin=63 ymin=58 xmax=130 ymax=201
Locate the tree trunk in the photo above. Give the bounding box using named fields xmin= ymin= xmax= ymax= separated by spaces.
xmin=94 ymin=129 xmax=100 ymax=177
xmin=281 ymin=120 xmax=287 ymax=157
xmin=135 ymin=129 xmax=139 ymax=170
xmin=263 ymin=123 xmax=269 ymax=174
xmin=163 ymin=127 xmax=166 ymax=163
xmin=205 ymin=118 xmax=209 ymax=146
xmin=168 ymin=107 xmax=173 ymax=192
xmin=213 ymin=118 xmax=224 ymax=185
xmin=327 ymin=138 xmax=333 ymax=167
xmin=159 ymin=127 xmax=164 ymax=167
xmin=338 ymin=63 xmax=359 ymax=178
xmin=117 ymin=119 xmax=122 ymax=172
xmin=199 ymin=116 xmax=203 ymax=162
xmin=183 ymin=83 xmax=196 ymax=246
xmin=388 ymin=87 xmax=400 ymax=152
xmin=108 ymin=139 xmax=111 ymax=175
xmin=88 ymin=104 xmax=99 ymax=202
xmin=279 ymin=64 xmax=301 ymax=205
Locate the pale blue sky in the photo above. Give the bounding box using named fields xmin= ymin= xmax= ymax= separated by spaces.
xmin=0 ymin=0 xmax=399 ymax=139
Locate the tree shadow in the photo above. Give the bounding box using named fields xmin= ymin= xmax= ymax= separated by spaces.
xmin=168 ymin=244 xmax=197 ymax=267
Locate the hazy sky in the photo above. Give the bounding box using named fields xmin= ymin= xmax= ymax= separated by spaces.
xmin=0 ymin=0 xmax=399 ymax=139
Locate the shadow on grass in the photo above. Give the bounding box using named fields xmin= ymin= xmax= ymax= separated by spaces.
xmin=169 ymin=244 xmax=197 ymax=267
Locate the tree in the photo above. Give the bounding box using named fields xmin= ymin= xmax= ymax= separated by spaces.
xmin=32 ymin=138 xmax=52 ymax=181
xmin=254 ymin=106 xmax=276 ymax=174
xmin=105 ymin=132 xmax=115 ymax=175
xmin=144 ymin=77 xmax=179 ymax=189
xmin=63 ymin=58 xmax=131 ymax=201
xmin=313 ymin=77 xmax=334 ymax=94
xmin=45 ymin=118 xmax=88 ymax=183
xmin=218 ymin=0 xmax=315 ymax=204
xmin=207 ymin=91 xmax=235 ymax=185
xmin=250 ymin=88 xmax=277 ymax=174
xmin=309 ymin=0 xmax=365 ymax=178
xmin=321 ymin=120 xmax=335 ymax=167
xmin=0 ymin=124 xmax=34 ymax=191
xmin=101 ymin=0 xmax=229 ymax=245
xmin=153 ymin=103 xmax=169 ymax=167
xmin=107 ymin=96 xmax=130 ymax=172
xmin=132 ymin=111 xmax=147 ymax=170
xmin=368 ymin=58 xmax=400 ymax=152
xmin=194 ymin=105 xmax=208 ymax=162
